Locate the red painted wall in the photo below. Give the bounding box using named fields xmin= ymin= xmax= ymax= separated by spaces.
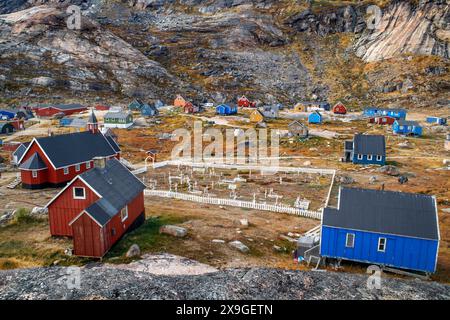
xmin=72 ymin=213 xmax=105 ymax=257
xmin=48 ymin=178 xmax=100 ymax=236
xmin=21 ymin=169 xmax=48 ymax=186
xmin=20 ymin=142 xmax=120 ymax=187
xmin=71 ymin=192 xmax=145 ymax=257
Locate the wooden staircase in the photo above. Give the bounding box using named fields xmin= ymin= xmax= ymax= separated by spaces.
xmin=6 ymin=177 xmax=21 ymax=189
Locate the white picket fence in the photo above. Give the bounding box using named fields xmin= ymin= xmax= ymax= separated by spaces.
xmin=132 ymin=167 xmax=147 ymax=175
xmin=144 ymin=189 xmax=322 ymax=220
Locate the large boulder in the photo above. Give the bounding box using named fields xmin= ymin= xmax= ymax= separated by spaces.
xmin=126 ymin=244 xmax=141 ymax=258
xmin=159 ymin=225 xmax=188 ymax=238
xmin=378 ymin=165 xmax=400 ymax=176
xmin=228 ymin=240 xmax=249 ymax=253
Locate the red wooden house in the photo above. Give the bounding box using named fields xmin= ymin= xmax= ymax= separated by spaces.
xmin=184 ymin=102 xmax=200 ymax=114
xmin=332 ymin=102 xmax=347 ymax=114
xmin=368 ymin=116 xmax=396 ymax=125
xmin=238 ymin=96 xmax=256 ymax=108
xmin=34 ymin=103 xmax=87 ymax=117
xmin=18 ymin=112 xmax=121 ymax=189
xmin=45 ymin=158 xmax=146 ymax=257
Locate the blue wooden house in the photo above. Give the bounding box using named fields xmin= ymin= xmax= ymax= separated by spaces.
xmin=216 ymin=104 xmax=237 ymax=115
xmin=426 ymin=117 xmax=447 ymax=125
xmin=128 ymin=99 xmax=144 ymax=111
xmin=308 ymin=111 xmax=322 ymax=124
xmin=320 ymin=187 xmax=440 ymax=274
xmin=141 ymin=103 xmax=159 ymax=117
xmin=59 ymin=117 xmax=74 ymax=127
xmin=392 ymin=120 xmax=423 ymax=136
xmin=343 ymin=134 xmax=386 ymax=165
xmin=363 ymin=107 xmax=379 ymax=117
xmin=0 ymin=110 xmax=17 ymax=120
xmin=381 ymin=108 xmax=407 ymax=120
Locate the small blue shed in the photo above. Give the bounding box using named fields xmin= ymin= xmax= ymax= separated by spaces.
xmin=426 ymin=117 xmax=447 ymax=125
xmin=363 ymin=107 xmax=379 ymax=117
xmin=308 ymin=111 xmax=322 ymax=124
xmin=320 ymin=187 xmax=440 ymax=274
xmin=216 ymin=104 xmax=237 ymax=115
xmin=392 ymin=120 xmax=422 ymax=136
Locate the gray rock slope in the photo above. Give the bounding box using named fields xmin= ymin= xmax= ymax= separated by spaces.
xmin=0 ymin=266 xmax=449 ymax=300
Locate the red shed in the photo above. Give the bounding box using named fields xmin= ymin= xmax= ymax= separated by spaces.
xmin=332 ymin=102 xmax=347 ymax=115
xmin=368 ymin=116 xmax=396 ymax=125
xmin=9 ymin=119 xmax=25 ymax=131
xmin=35 ymin=103 xmax=87 ymax=117
xmin=45 ymin=158 xmax=146 ymax=257
xmin=18 ymin=113 xmax=121 ymax=190
xmin=184 ymin=102 xmax=200 ymax=114
xmin=238 ymin=96 xmax=256 ymax=108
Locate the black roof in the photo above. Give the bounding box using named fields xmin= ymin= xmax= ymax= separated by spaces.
xmin=344 ymin=140 xmax=353 ymax=150
xmin=28 ymin=131 xmax=119 ymax=168
xmin=353 ymin=134 xmax=385 ymax=156
xmin=19 ymin=152 xmax=47 ymax=170
xmin=323 ymin=187 xmax=439 ymax=240
xmin=80 ymin=159 xmax=146 ymax=226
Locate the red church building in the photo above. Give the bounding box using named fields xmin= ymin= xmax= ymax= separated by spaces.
xmin=332 ymin=102 xmax=347 ymax=115
xmin=18 ymin=111 xmax=120 ymax=189
xmin=45 ymin=158 xmax=146 ymax=257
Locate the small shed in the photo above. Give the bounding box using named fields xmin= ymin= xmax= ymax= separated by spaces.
xmin=59 ymin=117 xmax=74 ymax=127
xmin=426 ymin=117 xmax=447 ymax=125
xmin=332 ymin=102 xmax=347 ymax=115
xmin=393 ymin=120 xmax=422 ymax=136
xmin=250 ymin=109 xmax=265 ymax=123
xmin=216 ymin=104 xmax=237 ymax=116
xmin=293 ymin=102 xmax=308 ymax=112
xmin=308 ymin=111 xmax=322 ymax=124
xmin=288 ymin=121 xmax=308 ymax=139
xmin=262 ymin=105 xmax=279 ymax=119
xmin=174 ymin=95 xmax=187 ymax=108
xmin=95 ymin=105 xmax=110 ymax=111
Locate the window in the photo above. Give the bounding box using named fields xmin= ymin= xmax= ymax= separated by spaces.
xmin=32 ymin=170 xmax=38 ymax=178
xmin=73 ymin=187 xmax=85 ymax=199
xmin=378 ymin=237 xmax=387 ymax=252
xmin=121 ymin=206 xmax=128 ymax=222
xmin=367 ymin=155 xmax=373 ymax=161
xmin=63 ymin=167 xmax=69 ymax=175
xmin=376 ymin=155 xmax=382 ymax=161
xmin=399 ymin=126 xmax=404 ymax=130
xmin=346 ymin=233 xmax=355 ymax=248
xmin=111 ymin=228 xmax=116 ymax=236
xmin=357 ymin=154 xmax=363 ymax=160
xmin=86 ymin=162 xmax=91 ymax=169
xmin=75 ymin=164 xmax=80 ymax=172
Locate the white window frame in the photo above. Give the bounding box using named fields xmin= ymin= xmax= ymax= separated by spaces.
xmin=63 ymin=167 xmax=69 ymax=175
xmin=75 ymin=164 xmax=80 ymax=172
xmin=367 ymin=155 xmax=373 ymax=161
xmin=345 ymin=233 xmax=355 ymax=248
xmin=357 ymin=154 xmax=363 ymax=160
xmin=376 ymin=155 xmax=382 ymax=161
xmin=73 ymin=187 xmax=86 ymax=200
xmin=377 ymin=237 xmax=387 ymax=252
xmin=86 ymin=161 xmax=91 ymax=169
xmin=32 ymin=170 xmax=38 ymax=178
xmin=121 ymin=206 xmax=128 ymax=222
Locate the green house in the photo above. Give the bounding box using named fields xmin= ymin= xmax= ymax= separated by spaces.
xmin=104 ymin=111 xmax=134 ymax=129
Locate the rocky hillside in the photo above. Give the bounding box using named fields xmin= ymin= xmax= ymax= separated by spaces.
xmin=0 ymin=255 xmax=449 ymax=299
xmin=0 ymin=0 xmax=448 ymax=107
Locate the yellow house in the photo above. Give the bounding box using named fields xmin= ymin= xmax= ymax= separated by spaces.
xmin=250 ymin=109 xmax=265 ymax=123
xmin=294 ymin=103 xmax=308 ymax=112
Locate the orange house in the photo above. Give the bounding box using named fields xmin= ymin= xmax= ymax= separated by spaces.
xmin=250 ymin=109 xmax=265 ymax=123
xmin=174 ymin=95 xmax=187 ymax=108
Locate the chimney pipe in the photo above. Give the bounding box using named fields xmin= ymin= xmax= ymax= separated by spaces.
xmin=93 ymin=156 xmax=107 ymax=169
